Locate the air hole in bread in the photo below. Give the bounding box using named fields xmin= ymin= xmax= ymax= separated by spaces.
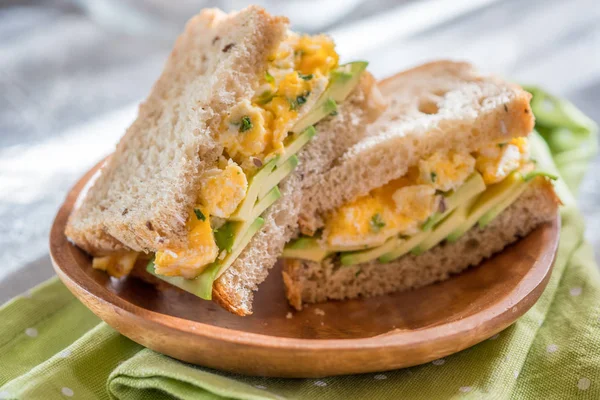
xmin=418 ymin=98 xmax=439 ymax=115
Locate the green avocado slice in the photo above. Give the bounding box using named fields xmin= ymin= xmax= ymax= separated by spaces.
xmin=282 ymin=237 xmax=329 ymax=262
xmin=216 ymin=186 xmax=282 ymax=253
xmin=422 ymin=173 xmax=486 ymax=231
xmin=447 ymin=172 xmax=524 ymax=243
xmin=340 ymin=236 xmax=402 ymax=266
xmin=147 ymin=217 xmax=265 ymax=300
xmin=411 ymin=199 xmax=476 ymax=255
xmin=276 ymin=126 xmax=315 ymax=168
xmin=230 ymin=158 xmax=278 ymax=222
xmin=378 ymin=231 xmax=429 ymax=263
xmin=292 ymin=61 xmax=367 ymax=134
xmin=477 ymin=181 xmax=529 ymax=228
xmin=258 ymin=155 xmax=298 ymax=200
xmin=477 ymin=170 xmax=556 ymax=228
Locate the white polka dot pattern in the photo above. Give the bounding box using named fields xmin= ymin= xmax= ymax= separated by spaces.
xmin=578 ymin=378 xmax=591 ymax=390
xmin=570 ymin=287 xmax=582 ymax=296
xmin=25 ymin=328 xmax=38 ymax=337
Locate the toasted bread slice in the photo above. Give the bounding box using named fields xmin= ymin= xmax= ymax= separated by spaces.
xmin=283 ymin=178 xmax=559 ymax=310
xmin=66 ymin=7 xmax=289 ymax=255
xmin=213 ymin=73 xmax=384 ymax=315
xmin=299 ymin=61 xmax=535 ymax=235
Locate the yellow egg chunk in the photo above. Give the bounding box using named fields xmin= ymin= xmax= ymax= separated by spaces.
xmin=92 ymin=252 xmax=138 ymax=278
xmin=199 ymin=163 xmax=248 ymax=218
xmin=154 ymin=207 xmax=219 ymax=279
xmin=418 ymin=151 xmax=476 ymax=192
xmin=392 ymin=185 xmax=438 ymax=222
xmin=295 ymin=35 xmax=339 ymax=75
xmin=217 ymin=34 xmax=339 ymax=172
xmin=476 ymin=137 xmax=530 ymax=184
xmin=221 ymin=100 xmax=271 ymax=161
xmin=325 ymin=178 xmax=437 ymax=248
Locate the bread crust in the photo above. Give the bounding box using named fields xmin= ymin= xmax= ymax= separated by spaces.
xmin=65 ymin=6 xmax=289 ymax=255
xmin=298 ymin=60 xmax=535 ymax=234
xmin=211 ymin=72 xmax=384 ymax=315
xmin=284 ymin=178 xmax=560 ymax=310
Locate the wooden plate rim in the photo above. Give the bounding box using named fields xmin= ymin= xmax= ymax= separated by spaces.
xmin=50 ymin=160 xmax=560 ymax=352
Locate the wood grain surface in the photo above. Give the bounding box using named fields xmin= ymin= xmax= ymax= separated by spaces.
xmin=50 ymin=161 xmax=560 ymax=377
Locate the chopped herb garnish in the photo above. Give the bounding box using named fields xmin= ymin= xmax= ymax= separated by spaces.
xmin=296 ymin=92 xmax=309 ymax=106
xmin=299 ymin=73 xmax=313 ymax=80
xmin=430 ymin=172 xmax=437 ymax=182
xmin=194 ymin=208 xmax=206 ymax=221
xmin=289 ymin=92 xmax=310 ymax=110
xmin=355 ymin=268 xmax=362 ymax=277
xmin=370 ymin=213 xmax=386 ymax=233
xmin=294 ymin=49 xmax=305 ymax=58
xmin=265 ymin=71 xmax=275 ymax=84
xmin=239 ymin=116 xmax=253 ymax=133
xmin=330 ymin=110 xmax=338 ymax=116
xmin=498 ymin=142 xmax=507 ymax=148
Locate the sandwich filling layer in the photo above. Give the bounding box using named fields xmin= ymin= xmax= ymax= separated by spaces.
xmin=92 ymin=33 xmax=368 ymax=296
xmin=283 ymin=136 xmax=556 ymax=264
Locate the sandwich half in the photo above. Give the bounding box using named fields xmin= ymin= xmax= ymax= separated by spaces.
xmin=65 ymin=6 xmax=383 ymax=315
xmin=282 ymin=61 xmax=561 ymax=310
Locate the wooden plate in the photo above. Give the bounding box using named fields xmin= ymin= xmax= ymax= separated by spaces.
xmin=50 ymin=162 xmax=559 ymax=378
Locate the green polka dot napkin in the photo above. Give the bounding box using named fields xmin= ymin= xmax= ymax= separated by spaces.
xmin=1 ymin=88 xmax=599 ymax=399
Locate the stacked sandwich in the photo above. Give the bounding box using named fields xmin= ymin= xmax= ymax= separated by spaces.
xmin=66 ymin=6 xmax=383 ymax=315
xmin=282 ymin=61 xmax=560 ymax=309
xmin=66 ymin=7 xmax=559 ymax=316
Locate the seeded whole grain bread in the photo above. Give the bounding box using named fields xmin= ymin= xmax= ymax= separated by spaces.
xmin=299 ymin=61 xmax=535 ymax=235
xmin=66 ymin=6 xmax=289 ymax=255
xmin=65 ymin=4 xmax=384 ymax=316
xmin=283 ymin=178 xmax=560 ymax=310
xmin=213 ymin=73 xmax=385 ymax=315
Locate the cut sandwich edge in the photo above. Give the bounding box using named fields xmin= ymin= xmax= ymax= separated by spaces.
xmin=283 ymin=177 xmax=560 ymax=310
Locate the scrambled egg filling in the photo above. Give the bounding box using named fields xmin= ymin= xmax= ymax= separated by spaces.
xmin=219 ymin=34 xmax=339 ymax=171
xmin=151 ymin=34 xmax=339 ymax=277
xmin=476 ymin=137 xmax=530 ymax=184
xmin=325 ymin=138 xmax=531 ymax=248
xmin=154 ymin=206 xmax=219 ymax=279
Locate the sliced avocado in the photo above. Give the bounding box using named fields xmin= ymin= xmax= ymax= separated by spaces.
xmin=214 ymin=222 xmax=236 ymax=253
xmin=292 ymin=62 xmax=366 ymax=133
xmin=219 ymin=186 xmax=282 ymax=253
xmin=292 ymin=98 xmax=337 ymax=134
xmin=340 ymin=236 xmax=401 ymax=266
xmin=523 ymin=171 xmax=558 ymax=182
xmin=411 ymin=199 xmax=476 ymax=255
xmin=328 ymin=61 xmax=368 ymax=102
xmin=258 ymin=155 xmax=298 ymax=200
xmin=147 ymin=260 xmax=219 ymax=301
xmin=282 ymin=237 xmax=329 ymax=262
xmin=230 ymin=158 xmax=278 ymax=221
xmin=447 ymin=172 xmax=524 ymax=242
xmin=329 ymin=243 xmax=376 ymax=252
xmin=214 ymin=217 xmax=265 ymax=279
xmin=478 ymin=181 xmax=529 ymax=228
xmin=148 ymin=218 xmax=265 ymax=300
xmin=478 ymin=169 xmax=556 ymax=229
xmin=277 ymin=126 xmax=315 ymax=168
xmin=378 ymin=231 xmax=429 ymax=263
xmin=422 ymin=173 xmax=486 ymax=230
